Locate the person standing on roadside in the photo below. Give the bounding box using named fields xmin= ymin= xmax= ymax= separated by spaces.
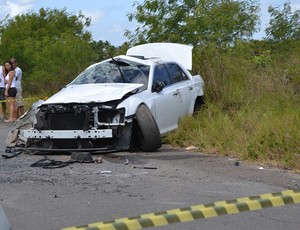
xmin=4 ymin=60 xmax=17 ymax=122
xmin=0 ymin=65 xmax=7 ymax=119
xmin=10 ymin=58 xmax=24 ymax=118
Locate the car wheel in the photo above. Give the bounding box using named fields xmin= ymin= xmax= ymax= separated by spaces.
xmin=134 ymin=104 xmax=162 ymax=152
xmin=193 ymin=96 xmax=205 ymax=114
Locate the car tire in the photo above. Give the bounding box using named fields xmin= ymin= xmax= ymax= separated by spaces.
xmin=193 ymin=96 xmax=205 ymax=114
xmin=134 ymin=104 xmax=162 ymax=152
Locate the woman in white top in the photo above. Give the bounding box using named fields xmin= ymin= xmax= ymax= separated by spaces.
xmin=4 ymin=61 xmax=17 ymax=122
xmin=10 ymin=58 xmax=24 ymax=117
xmin=0 ymin=65 xmax=7 ymax=119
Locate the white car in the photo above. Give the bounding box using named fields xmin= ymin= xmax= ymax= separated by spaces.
xmin=23 ymin=43 xmax=204 ymax=152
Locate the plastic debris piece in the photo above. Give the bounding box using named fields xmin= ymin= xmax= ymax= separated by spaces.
xmin=133 ymin=166 xmax=157 ymax=170
xmin=95 ymin=157 xmax=103 ymax=163
xmin=100 ymin=171 xmax=112 ymax=174
xmin=185 ymin=145 xmax=197 ymax=151
xmin=2 ymin=147 xmax=23 ymax=159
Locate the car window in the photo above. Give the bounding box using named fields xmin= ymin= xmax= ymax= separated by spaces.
xmin=153 ymin=64 xmax=172 ymax=86
xmin=165 ymin=63 xmax=188 ymax=83
xmin=122 ymin=68 xmax=148 ymax=90
xmin=69 ymin=59 xmax=149 ymax=91
xmin=137 ymin=64 xmax=150 ymax=77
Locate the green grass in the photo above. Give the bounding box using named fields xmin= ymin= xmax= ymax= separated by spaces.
xmin=165 ymin=97 xmax=300 ymax=170
xmin=166 ymin=43 xmax=300 ymax=171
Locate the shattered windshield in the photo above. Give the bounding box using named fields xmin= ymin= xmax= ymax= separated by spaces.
xmin=69 ymin=58 xmax=150 ymax=90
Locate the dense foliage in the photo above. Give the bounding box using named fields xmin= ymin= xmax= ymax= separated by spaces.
xmin=166 ymin=39 xmax=300 ymax=170
xmin=126 ymin=0 xmax=260 ymax=46
xmin=266 ymin=2 xmax=300 ymax=41
xmin=0 ymin=8 xmax=102 ymax=95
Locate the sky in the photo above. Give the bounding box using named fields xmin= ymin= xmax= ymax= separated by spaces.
xmin=0 ymin=0 xmax=299 ymax=46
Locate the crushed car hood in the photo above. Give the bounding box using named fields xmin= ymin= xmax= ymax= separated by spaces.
xmin=43 ymin=83 xmax=143 ymax=104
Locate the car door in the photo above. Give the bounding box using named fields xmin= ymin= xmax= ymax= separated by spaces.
xmin=152 ymin=64 xmax=182 ymax=134
xmin=165 ymin=63 xmax=196 ymax=118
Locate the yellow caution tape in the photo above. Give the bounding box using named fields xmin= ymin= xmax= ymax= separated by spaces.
xmin=0 ymin=96 xmax=48 ymax=103
xmin=61 ymin=189 xmax=300 ymax=230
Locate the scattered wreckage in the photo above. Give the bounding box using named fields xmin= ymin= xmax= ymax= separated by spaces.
xmin=6 ymin=43 xmax=204 ymax=155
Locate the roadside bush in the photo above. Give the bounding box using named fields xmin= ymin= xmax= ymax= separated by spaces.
xmin=166 ymin=40 xmax=300 ymax=170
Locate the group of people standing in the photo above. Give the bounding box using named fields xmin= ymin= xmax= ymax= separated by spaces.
xmin=0 ymin=58 xmax=23 ymax=123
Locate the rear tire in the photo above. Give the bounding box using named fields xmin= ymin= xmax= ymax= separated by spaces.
xmin=193 ymin=96 xmax=205 ymax=114
xmin=134 ymin=104 xmax=162 ymax=152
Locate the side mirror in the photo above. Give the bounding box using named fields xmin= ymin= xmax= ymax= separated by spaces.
xmin=152 ymin=81 xmax=165 ymax=92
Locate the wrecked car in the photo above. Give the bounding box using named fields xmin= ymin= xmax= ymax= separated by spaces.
xmin=22 ymin=43 xmax=204 ymax=153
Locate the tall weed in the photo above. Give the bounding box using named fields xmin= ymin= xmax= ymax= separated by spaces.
xmin=167 ymin=41 xmax=300 ymax=170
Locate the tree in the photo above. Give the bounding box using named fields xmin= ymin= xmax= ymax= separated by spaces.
xmin=0 ymin=8 xmax=97 ymax=95
xmin=125 ymin=0 xmax=260 ymax=47
xmin=266 ymin=2 xmax=300 ymax=42
xmin=90 ymin=40 xmax=118 ymax=62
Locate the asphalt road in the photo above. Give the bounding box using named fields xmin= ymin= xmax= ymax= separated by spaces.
xmin=0 ymin=120 xmax=300 ymax=230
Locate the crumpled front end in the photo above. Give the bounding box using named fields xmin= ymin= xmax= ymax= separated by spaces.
xmin=23 ymin=102 xmax=133 ymax=152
